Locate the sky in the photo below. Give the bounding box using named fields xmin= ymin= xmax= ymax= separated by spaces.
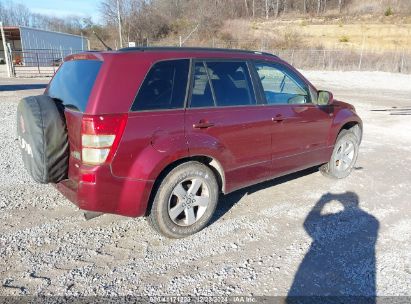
xmin=18 ymin=0 xmax=102 ymax=22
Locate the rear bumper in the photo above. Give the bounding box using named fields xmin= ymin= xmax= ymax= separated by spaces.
xmin=55 ymin=165 xmax=154 ymax=217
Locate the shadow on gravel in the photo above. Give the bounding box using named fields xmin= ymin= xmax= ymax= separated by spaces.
xmin=0 ymin=84 xmax=47 ymax=91
xmin=287 ymin=192 xmax=379 ymax=304
xmin=211 ymin=166 xmax=319 ymax=225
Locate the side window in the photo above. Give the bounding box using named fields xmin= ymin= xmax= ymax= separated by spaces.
xmin=190 ymin=62 xmax=215 ymax=108
xmin=254 ymin=63 xmax=310 ymax=105
xmin=190 ymin=61 xmax=256 ymax=108
xmin=132 ymin=59 xmax=189 ymax=111
xmin=206 ymin=61 xmax=255 ymax=107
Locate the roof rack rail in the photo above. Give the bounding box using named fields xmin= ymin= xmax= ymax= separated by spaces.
xmin=118 ymin=46 xmax=277 ymax=57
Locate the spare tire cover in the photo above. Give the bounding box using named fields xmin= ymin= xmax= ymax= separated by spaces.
xmin=17 ymin=95 xmax=69 ymax=183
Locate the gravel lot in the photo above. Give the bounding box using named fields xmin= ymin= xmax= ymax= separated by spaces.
xmin=0 ymin=71 xmax=410 ymax=297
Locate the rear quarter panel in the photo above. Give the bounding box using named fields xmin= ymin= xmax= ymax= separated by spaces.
xmin=110 ymin=110 xmax=189 ymax=181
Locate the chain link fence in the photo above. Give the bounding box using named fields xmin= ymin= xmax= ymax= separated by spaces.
xmin=7 ymin=44 xmax=411 ymax=77
xmin=272 ymin=48 xmax=410 ymax=73
xmin=130 ymin=38 xmax=411 ymax=74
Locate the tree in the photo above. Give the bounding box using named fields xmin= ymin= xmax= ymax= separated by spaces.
xmin=338 ymin=0 xmax=344 ymax=13
xmin=244 ymin=0 xmax=249 ymax=17
xmin=276 ymin=0 xmax=280 ymax=17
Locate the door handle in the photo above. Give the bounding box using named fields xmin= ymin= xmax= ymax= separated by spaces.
xmin=272 ymin=115 xmax=285 ymax=122
xmin=193 ymin=121 xmax=215 ymax=129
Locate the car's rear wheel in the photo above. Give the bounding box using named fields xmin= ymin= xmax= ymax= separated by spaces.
xmin=148 ymin=161 xmax=219 ymax=238
xmin=320 ymin=129 xmax=359 ymax=179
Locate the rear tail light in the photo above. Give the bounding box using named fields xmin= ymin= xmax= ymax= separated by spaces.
xmin=81 ymin=114 xmax=127 ymax=165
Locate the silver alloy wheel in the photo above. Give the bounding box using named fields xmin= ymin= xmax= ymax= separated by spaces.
xmin=335 ymin=139 xmax=355 ymax=171
xmin=167 ymin=177 xmax=210 ymax=226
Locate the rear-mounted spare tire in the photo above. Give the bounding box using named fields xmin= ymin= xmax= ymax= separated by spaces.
xmin=17 ymin=95 xmax=69 ymax=183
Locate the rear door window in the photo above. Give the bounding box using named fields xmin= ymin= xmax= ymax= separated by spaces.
xmin=131 ymin=59 xmax=189 ymax=111
xmin=207 ymin=61 xmax=255 ymax=107
xmin=190 ymin=62 xmax=215 ymax=108
xmin=190 ymin=61 xmax=256 ymax=108
xmin=47 ymin=60 xmax=102 ymax=112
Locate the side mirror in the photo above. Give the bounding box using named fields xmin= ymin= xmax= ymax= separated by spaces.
xmin=317 ymin=90 xmax=333 ymax=105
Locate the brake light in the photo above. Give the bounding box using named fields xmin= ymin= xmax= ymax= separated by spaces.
xmin=80 ymin=173 xmax=96 ymax=183
xmin=81 ymin=114 xmax=127 ymax=165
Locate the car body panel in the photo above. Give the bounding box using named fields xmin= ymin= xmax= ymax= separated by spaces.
xmin=185 ymin=106 xmax=273 ymax=193
xmin=111 ymin=109 xmax=189 ymax=180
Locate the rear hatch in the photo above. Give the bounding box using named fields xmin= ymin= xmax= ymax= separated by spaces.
xmin=46 ymin=58 xmax=103 ymax=183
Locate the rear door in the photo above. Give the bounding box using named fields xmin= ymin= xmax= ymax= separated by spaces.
xmin=47 ymin=59 xmax=103 ymax=182
xmin=111 ymin=59 xmax=190 ymax=179
xmin=253 ymin=61 xmax=333 ymax=175
xmin=185 ymin=60 xmax=273 ymax=192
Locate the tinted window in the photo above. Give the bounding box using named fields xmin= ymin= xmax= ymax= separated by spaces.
xmin=190 ymin=62 xmax=215 ymax=108
xmin=47 ymin=60 xmax=102 ymax=112
xmin=207 ymin=61 xmax=255 ymax=107
xmin=255 ymin=63 xmax=310 ymax=105
xmin=132 ymin=59 xmax=189 ymax=111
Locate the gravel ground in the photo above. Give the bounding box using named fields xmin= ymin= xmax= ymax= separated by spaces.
xmin=0 ymin=71 xmax=410 ymax=297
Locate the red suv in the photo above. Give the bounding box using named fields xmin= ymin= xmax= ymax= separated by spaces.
xmin=17 ymin=47 xmax=362 ymax=238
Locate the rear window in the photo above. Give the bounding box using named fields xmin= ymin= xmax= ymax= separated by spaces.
xmin=47 ymin=60 xmax=102 ymax=112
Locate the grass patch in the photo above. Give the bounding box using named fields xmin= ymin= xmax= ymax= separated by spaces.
xmin=339 ymin=36 xmax=350 ymax=43
xmin=384 ymin=7 xmax=393 ymax=17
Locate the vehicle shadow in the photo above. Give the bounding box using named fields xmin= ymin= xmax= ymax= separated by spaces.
xmin=287 ymin=192 xmax=379 ymax=303
xmin=0 ymin=84 xmax=47 ymax=92
xmin=210 ymin=166 xmax=319 ymax=225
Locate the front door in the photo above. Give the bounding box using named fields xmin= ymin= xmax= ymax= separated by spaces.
xmin=185 ymin=60 xmax=273 ymax=192
xmin=253 ymin=61 xmax=333 ymax=176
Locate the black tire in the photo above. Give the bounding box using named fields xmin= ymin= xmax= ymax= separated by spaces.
xmin=320 ymin=129 xmax=359 ymax=179
xmin=148 ymin=161 xmax=219 ymax=238
xmin=17 ymin=95 xmax=69 ymax=183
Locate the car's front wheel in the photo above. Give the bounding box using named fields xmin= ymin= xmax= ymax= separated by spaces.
xmin=148 ymin=161 xmax=219 ymax=238
xmin=320 ymin=129 xmax=360 ymax=179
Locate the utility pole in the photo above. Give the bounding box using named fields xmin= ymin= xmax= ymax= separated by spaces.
xmin=0 ymin=21 xmax=11 ymax=78
xmin=116 ymin=0 xmax=123 ymax=48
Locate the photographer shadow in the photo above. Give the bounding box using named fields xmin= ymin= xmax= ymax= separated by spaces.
xmin=287 ymin=192 xmax=379 ymax=303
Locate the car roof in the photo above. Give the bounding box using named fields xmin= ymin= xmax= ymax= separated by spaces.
xmin=117 ymin=46 xmax=278 ymax=58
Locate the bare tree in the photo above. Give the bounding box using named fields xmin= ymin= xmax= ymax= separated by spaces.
xmin=265 ymin=0 xmax=269 ymax=19
xmin=276 ymin=0 xmax=280 ymax=17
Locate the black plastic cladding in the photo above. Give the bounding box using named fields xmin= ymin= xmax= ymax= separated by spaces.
xmin=117 ymin=46 xmax=278 ymax=58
